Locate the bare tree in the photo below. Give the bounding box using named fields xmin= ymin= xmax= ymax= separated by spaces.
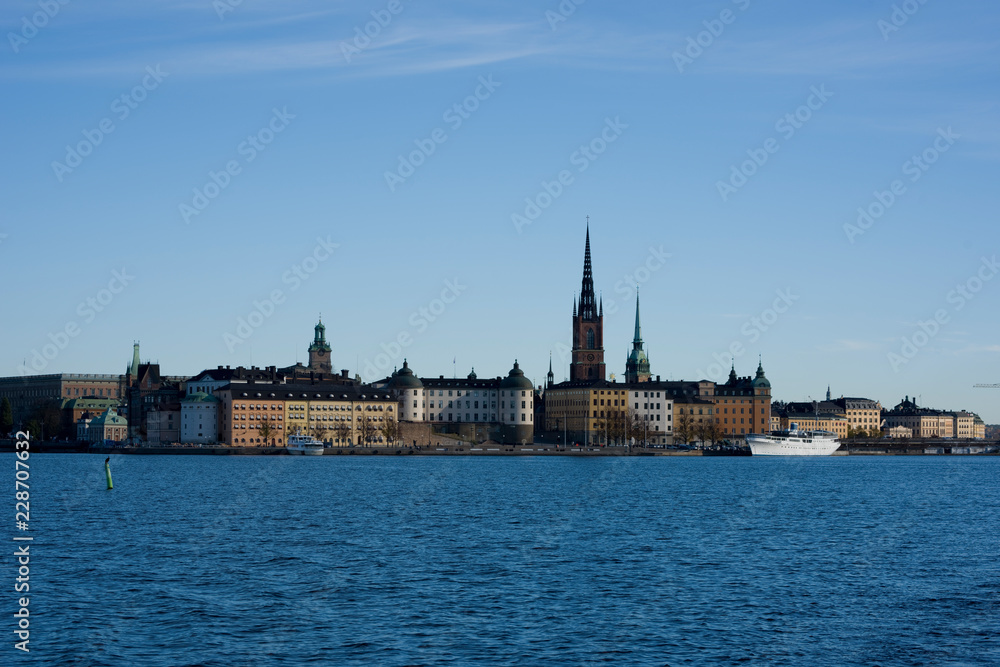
xmin=625 ymin=409 xmax=645 ymax=445
xmin=310 ymin=424 xmax=328 ymax=443
xmin=381 ymin=416 xmax=399 ymax=445
xmin=357 ymin=415 xmax=376 ymax=446
xmin=675 ymin=410 xmax=693 ymax=445
xmin=334 ymin=421 xmax=352 ymax=447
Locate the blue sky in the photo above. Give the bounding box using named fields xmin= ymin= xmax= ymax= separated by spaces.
xmin=2 ymin=0 xmax=998 ymax=421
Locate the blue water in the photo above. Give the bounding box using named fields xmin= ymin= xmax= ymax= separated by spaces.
xmin=14 ymin=454 xmax=1000 ymax=665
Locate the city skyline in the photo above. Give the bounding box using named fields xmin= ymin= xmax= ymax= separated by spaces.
xmin=2 ymin=1 xmax=998 ymax=421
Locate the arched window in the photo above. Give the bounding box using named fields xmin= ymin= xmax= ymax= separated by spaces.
xmin=586 ymin=329 xmax=595 ymax=349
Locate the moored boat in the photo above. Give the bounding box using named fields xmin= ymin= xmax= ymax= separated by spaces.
xmin=746 ymin=423 xmax=840 ymax=456
xmin=287 ymin=434 xmax=325 ymax=455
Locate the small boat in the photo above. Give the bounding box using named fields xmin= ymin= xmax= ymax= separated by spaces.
xmin=746 ymin=423 xmax=841 ymax=456
xmin=287 ymin=434 xmax=325 ymax=456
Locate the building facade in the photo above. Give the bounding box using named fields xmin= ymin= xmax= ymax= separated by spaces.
xmin=180 ymin=392 xmax=220 ymax=444
xmin=544 ymin=379 xmax=673 ymax=446
xmin=216 ymin=381 xmax=397 ymax=447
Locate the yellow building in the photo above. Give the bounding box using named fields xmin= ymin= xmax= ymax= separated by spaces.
xmin=218 ymin=382 xmax=397 ymax=447
xmin=544 ymin=379 xmax=673 ymax=446
xmin=832 ymin=396 xmax=882 ymax=435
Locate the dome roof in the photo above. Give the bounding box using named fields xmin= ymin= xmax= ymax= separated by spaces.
xmin=388 ymin=359 xmax=423 ymax=389
xmin=752 ymin=360 xmax=770 ymax=388
xmin=499 ymin=360 xmax=533 ymax=390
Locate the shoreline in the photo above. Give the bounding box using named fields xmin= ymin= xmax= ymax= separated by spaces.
xmin=1 ymin=440 xmax=997 ymax=456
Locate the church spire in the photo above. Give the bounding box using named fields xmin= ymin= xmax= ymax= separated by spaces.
xmin=579 ymin=220 xmax=596 ymax=321
xmin=632 ymin=287 xmax=642 ymax=345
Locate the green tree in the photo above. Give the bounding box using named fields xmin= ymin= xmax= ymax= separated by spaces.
xmin=0 ymin=397 xmax=13 ymax=435
xmin=257 ymin=417 xmax=277 ymax=445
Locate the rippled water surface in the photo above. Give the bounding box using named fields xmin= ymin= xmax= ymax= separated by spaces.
xmin=18 ymin=454 xmax=1000 ymax=665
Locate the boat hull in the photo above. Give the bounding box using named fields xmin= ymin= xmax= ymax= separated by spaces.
xmin=288 ymin=447 xmax=324 ymax=456
xmin=747 ymin=435 xmax=840 ymax=456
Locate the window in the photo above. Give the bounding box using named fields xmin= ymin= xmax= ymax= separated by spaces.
xmin=586 ymin=329 xmax=595 ymax=348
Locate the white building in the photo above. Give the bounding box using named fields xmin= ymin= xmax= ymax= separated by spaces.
xmin=181 ymin=392 xmax=220 ymax=444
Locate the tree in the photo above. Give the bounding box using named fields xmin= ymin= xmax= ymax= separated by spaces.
xmin=675 ymin=410 xmax=693 ymax=445
xmin=310 ymin=425 xmax=328 ymax=443
xmin=0 ymin=397 xmax=12 ymax=436
xmin=357 ymin=415 xmax=376 ymax=446
xmin=381 ymin=416 xmax=399 ymax=445
xmin=625 ymin=409 xmax=645 ymax=445
xmin=257 ymin=417 xmax=277 ymax=445
xmin=334 ymin=421 xmax=352 ymax=446
xmin=704 ymin=419 xmax=722 ymax=447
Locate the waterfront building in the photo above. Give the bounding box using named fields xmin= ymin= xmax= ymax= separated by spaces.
xmin=670 ymin=394 xmax=715 ymax=446
xmin=386 ymin=360 xmax=425 ymax=422
xmin=0 ymin=373 xmax=123 ymax=432
xmin=384 ymin=360 xmax=533 ymax=445
xmin=974 ymin=416 xmax=986 ymax=440
xmin=180 ymin=392 xmax=220 ymax=444
xmin=124 ymin=344 xmax=186 ymax=442
xmin=570 ymin=224 xmax=605 ymax=381
xmin=62 ymin=396 xmax=122 ymax=437
xmin=544 ymin=378 xmax=673 ymax=446
xmin=950 ymin=410 xmax=977 ymax=439
xmin=711 ymin=362 xmax=772 ymax=437
xmin=883 ymin=397 xmax=954 ymax=438
xmin=830 ymin=396 xmax=882 ymax=436
xmin=146 ymin=406 xmax=180 ymax=446
xmin=81 ymin=408 xmax=128 ymax=444
xmin=216 ymin=381 xmax=396 ymax=447
xmin=887 ymin=426 xmax=913 ymax=439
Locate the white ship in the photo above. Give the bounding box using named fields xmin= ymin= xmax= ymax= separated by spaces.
xmin=287 ymin=434 xmax=325 ymax=456
xmin=746 ymin=423 xmax=841 ymax=456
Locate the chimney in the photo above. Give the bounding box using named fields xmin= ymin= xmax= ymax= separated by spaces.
xmin=341 ymin=369 xmax=349 ymax=379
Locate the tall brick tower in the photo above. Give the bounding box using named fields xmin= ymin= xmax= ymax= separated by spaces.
xmin=570 ymin=221 xmax=605 ymax=381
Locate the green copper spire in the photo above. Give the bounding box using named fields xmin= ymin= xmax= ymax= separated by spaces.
xmin=129 ymin=342 xmax=140 ymax=379
xmin=632 ymin=287 xmax=642 ymax=345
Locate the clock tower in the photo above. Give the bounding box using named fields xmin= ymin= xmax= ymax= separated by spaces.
xmin=308 ymin=317 xmax=332 ymax=373
xmin=570 ymin=221 xmax=605 ymax=381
